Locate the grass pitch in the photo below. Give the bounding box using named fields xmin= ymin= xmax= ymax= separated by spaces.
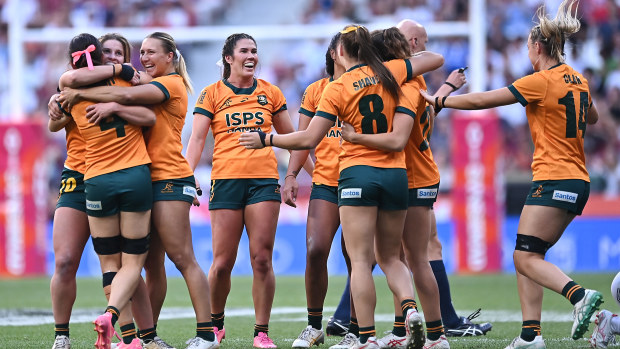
xmin=0 ymin=273 xmax=615 ymax=348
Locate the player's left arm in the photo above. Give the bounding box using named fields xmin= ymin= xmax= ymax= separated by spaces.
xmin=421 ymin=87 xmax=517 ymax=110
xmin=272 ymin=109 xmax=315 ymax=174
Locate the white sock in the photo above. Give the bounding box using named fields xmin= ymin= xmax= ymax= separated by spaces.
xmin=611 ymin=315 xmax=620 ymax=334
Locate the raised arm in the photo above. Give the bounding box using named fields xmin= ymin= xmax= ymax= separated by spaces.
xmin=272 ymin=109 xmax=315 ymax=175
xmin=421 ymin=87 xmax=518 ymax=110
xmin=59 ymin=83 xmax=167 ymax=111
xmin=341 ymin=112 xmax=414 ymax=152
xmin=408 ymin=51 xmax=444 ymax=77
xmin=240 ymin=113 xmax=333 ymax=150
xmin=59 ymin=64 xmax=138 ymax=89
xmin=84 ymin=102 xmax=155 ymax=126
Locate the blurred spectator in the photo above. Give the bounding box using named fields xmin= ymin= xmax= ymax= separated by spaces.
xmin=1 ymin=0 xmax=619 ymax=197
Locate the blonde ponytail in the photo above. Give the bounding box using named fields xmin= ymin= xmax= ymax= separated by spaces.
xmin=530 ymin=0 xmax=581 ymax=62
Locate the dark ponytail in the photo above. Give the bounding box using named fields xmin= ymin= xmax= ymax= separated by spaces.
xmin=325 ymin=32 xmax=341 ymax=77
xmin=340 ymin=25 xmax=401 ymax=103
xmin=68 ymin=33 xmax=103 ymax=69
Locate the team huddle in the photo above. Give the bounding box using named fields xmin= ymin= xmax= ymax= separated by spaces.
xmin=48 ymin=0 xmax=614 ymax=349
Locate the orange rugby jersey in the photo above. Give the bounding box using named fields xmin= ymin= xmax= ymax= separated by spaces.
xmin=508 ymin=63 xmax=591 ymax=181
xmin=63 ymin=119 xmax=86 ymax=174
xmin=299 ymin=77 xmax=340 ymax=187
xmin=397 ymin=76 xmax=439 ymax=188
xmin=71 ymin=78 xmax=150 ymax=180
xmin=316 ymin=59 xmax=413 ymax=172
xmin=145 ymin=73 xmax=194 ymax=181
xmin=194 ymin=78 xmax=287 ymax=179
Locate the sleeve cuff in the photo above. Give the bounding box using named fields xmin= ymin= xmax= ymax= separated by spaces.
xmin=395 ymin=106 xmax=416 ymax=119
xmin=193 ymin=107 xmax=213 ymax=119
xmin=508 ymin=85 xmax=528 ymax=106
xmin=315 ymin=110 xmax=337 ymax=122
xmin=150 ymin=81 xmax=170 ymax=101
xmin=299 ymin=107 xmax=315 ymax=117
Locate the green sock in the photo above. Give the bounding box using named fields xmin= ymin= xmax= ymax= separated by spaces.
xmin=426 ymin=320 xmax=444 ymax=341
xmin=392 ymin=316 xmax=406 ymax=337
xmin=120 ymin=323 xmax=136 ymax=344
xmin=562 ymin=281 xmax=585 ymax=305
xmin=197 ymin=321 xmax=215 ymax=341
xmin=520 ymin=320 xmax=541 ymax=342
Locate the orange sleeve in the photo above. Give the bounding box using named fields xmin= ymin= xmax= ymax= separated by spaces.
xmin=299 ymin=81 xmax=319 ymax=117
xmin=315 ymin=82 xmax=340 ymax=123
xmin=508 ymin=73 xmax=548 ymax=106
xmin=396 ymin=81 xmax=421 ymax=119
xmin=385 ymin=59 xmax=414 ymax=84
xmin=269 ymin=84 xmax=287 ymax=115
xmin=193 ymin=84 xmax=215 ymax=119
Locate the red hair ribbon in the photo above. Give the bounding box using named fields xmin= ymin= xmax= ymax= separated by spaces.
xmin=71 ymin=44 xmax=96 ymax=70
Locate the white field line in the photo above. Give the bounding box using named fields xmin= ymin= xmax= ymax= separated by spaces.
xmin=0 ymin=307 xmax=577 ymax=327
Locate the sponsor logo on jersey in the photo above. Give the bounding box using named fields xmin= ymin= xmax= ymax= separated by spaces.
xmin=86 ymin=200 xmax=102 ymax=210
xmin=552 ymin=190 xmax=578 ymax=203
xmin=341 ymin=188 xmax=362 ymax=199
xmin=417 ymin=188 xmax=438 ymax=199
xmin=183 ymin=186 xmax=197 ymax=197
xmin=197 ymin=90 xmax=206 ymax=104
xmin=257 ymin=95 xmax=268 ymax=105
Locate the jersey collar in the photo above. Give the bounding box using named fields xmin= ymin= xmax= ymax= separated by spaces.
xmin=346 ymin=63 xmax=367 ymax=73
xmin=223 ymin=78 xmax=258 ymax=95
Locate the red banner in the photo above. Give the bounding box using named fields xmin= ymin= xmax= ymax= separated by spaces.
xmin=451 ymin=111 xmax=503 ymax=272
xmin=0 ymin=122 xmax=49 ymax=276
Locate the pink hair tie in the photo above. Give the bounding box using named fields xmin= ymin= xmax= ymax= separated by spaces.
xmin=71 ymin=44 xmax=96 ymax=70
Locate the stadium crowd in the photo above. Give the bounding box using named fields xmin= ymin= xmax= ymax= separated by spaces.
xmin=0 ymin=0 xmax=619 ymax=198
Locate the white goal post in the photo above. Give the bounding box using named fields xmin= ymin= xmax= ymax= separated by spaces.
xmin=7 ymin=0 xmax=486 ymax=119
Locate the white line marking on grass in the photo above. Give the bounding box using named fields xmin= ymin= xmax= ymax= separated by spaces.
xmin=0 ymin=308 xmax=577 ymax=326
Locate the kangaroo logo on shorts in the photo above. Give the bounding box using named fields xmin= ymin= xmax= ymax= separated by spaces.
xmin=257 ymin=95 xmax=268 ymax=106
xmin=532 ymin=185 xmax=543 ymax=198
xmin=275 ymin=186 xmax=281 ymax=194
xmin=160 ymin=182 xmax=174 ymax=193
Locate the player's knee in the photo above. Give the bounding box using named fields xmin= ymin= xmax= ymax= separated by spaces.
xmin=306 ymin=244 xmax=329 ymax=265
xmin=54 ymin=255 xmax=80 ymax=277
xmin=92 ymin=236 xmax=122 ymax=255
xmin=251 ymin=252 xmax=273 ymax=274
xmin=122 ymin=235 xmax=150 ymax=255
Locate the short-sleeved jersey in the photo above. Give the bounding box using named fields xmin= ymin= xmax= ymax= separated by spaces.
xmin=397 ymin=76 xmax=440 ymax=188
xmin=71 ymin=79 xmax=150 ymax=180
xmin=508 ymin=63 xmax=591 ymax=181
xmin=194 ymin=78 xmax=287 ymax=180
xmin=316 ymin=59 xmax=413 ymax=173
xmin=63 ymin=119 xmax=86 ymax=174
xmin=299 ymin=77 xmax=340 ymax=187
xmin=144 ymin=73 xmax=194 ymax=181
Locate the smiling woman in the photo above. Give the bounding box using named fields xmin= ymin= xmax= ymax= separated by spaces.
xmin=185 ymin=32 xmax=304 ymax=349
